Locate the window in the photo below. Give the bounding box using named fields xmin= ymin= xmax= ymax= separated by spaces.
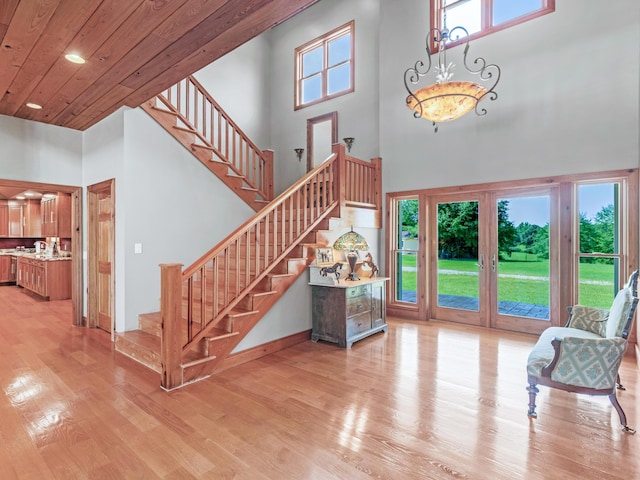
xmin=294 ymin=21 xmax=354 ymax=110
xmin=431 ymin=0 xmax=554 ymax=48
xmin=385 ymin=170 xmax=638 ymax=331
xmin=576 ymin=182 xmax=623 ymax=309
xmin=390 ymin=197 xmax=420 ymax=304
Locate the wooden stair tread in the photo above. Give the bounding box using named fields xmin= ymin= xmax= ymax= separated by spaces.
xmin=228 ymin=308 xmax=259 ymax=318
xmin=174 ymin=125 xmax=197 ymax=133
xmin=205 ymin=328 xmax=240 ymax=341
xmin=182 ymin=351 xmax=217 ymax=369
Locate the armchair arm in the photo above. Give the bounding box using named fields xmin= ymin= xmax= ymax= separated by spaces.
xmin=566 ymin=305 xmax=609 ymax=336
xmin=543 ymin=336 xmax=627 ymax=390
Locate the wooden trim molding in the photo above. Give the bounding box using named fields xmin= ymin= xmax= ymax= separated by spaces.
xmin=306 ymin=111 xmax=338 ymax=172
xmin=218 ymin=330 xmax=312 ymax=372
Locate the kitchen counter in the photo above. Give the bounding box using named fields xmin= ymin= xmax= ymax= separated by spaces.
xmin=0 ymin=249 xmax=71 ymax=261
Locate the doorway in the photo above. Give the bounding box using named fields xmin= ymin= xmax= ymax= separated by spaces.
xmin=306 ymin=111 xmax=338 ymax=171
xmin=429 ymin=189 xmax=557 ymax=334
xmin=87 ymin=179 xmax=115 ymax=336
xmin=0 ymin=179 xmax=83 ymax=326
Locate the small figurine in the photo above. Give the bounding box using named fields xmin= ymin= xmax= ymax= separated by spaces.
xmin=320 ymin=262 xmax=343 ymax=283
xmin=363 ymin=252 xmax=378 ymax=278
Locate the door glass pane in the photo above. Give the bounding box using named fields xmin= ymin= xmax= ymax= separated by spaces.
xmin=437 ymin=201 xmax=479 ymax=311
xmin=498 ymin=196 xmax=550 ymax=320
xmin=396 ymin=199 xmax=418 ymax=303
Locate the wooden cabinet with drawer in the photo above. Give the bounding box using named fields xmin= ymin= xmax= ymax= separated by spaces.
xmin=311 ymin=278 xmax=388 ymax=348
xmin=17 ymin=256 xmax=71 ymax=300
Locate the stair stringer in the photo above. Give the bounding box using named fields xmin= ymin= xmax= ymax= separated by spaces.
xmin=140 ymin=99 xmax=269 ymax=212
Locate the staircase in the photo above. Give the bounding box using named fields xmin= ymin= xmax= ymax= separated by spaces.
xmin=117 ymin=78 xmax=382 ymax=390
xmin=141 ymin=75 xmax=274 ymax=212
xmin=115 ymin=143 xmax=382 ymax=390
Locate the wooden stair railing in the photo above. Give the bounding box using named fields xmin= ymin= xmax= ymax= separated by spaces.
xmin=115 ymin=144 xmax=382 ymax=390
xmin=142 ymin=75 xmax=273 ymax=211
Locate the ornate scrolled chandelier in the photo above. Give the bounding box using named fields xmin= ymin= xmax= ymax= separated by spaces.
xmin=404 ymin=19 xmax=500 ymax=132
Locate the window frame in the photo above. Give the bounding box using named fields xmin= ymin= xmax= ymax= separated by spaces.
xmin=430 ymin=0 xmax=555 ymax=51
xmin=294 ymin=21 xmax=355 ymax=111
xmin=385 ymin=169 xmax=638 ymax=329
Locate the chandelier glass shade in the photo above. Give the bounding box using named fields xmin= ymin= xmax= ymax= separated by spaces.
xmin=404 ymin=25 xmax=500 ymax=131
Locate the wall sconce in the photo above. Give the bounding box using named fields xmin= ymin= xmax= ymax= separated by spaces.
xmin=294 ymin=148 xmax=304 ymax=162
xmin=343 ymin=137 xmax=354 ymax=152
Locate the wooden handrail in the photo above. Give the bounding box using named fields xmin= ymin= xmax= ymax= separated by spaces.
xmin=179 ymin=153 xmax=339 ymax=353
xmin=156 ymin=75 xmax=273 ymax=201
xmin=159 ymin=143 xmax=382 ymax=388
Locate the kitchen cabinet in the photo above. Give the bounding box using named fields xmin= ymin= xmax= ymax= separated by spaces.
xmin=311 ymin=278 xmax=388 ymax=348
xmin=24 ymin=199 xmax=42 ymax=237
xmin=0 ymin=200 xmax=42 ymax=238
xmin=41 ymin=193 xmax=71 ymax=238
xmin=0 ymin=204 xmax=8 ymax=237
xmin=8 ymin=204 xmax=23 ymax=237
xmin=17 ymin=257 xmax=71 ymax=300
xmin=0 ymin=256 xmax=17 ymax=283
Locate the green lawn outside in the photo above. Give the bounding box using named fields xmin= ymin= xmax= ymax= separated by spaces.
xmin=397 ymin=255 xmax=617 ymax=309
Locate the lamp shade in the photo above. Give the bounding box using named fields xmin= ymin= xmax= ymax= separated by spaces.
xmin=406 ymin=81 xmax=488 ymax=123
xmin=333 ymin=229 xmax=369 ymax=252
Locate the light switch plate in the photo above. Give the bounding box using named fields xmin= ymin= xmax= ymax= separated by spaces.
xmin=134 ymin=243 xmax=143 ymax=254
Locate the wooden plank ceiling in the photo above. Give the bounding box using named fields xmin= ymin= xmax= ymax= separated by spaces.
xmin=0 ymin=0 xmax=318 ymax=131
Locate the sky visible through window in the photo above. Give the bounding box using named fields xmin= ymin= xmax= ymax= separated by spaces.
xmin=507 ymin=184 xmax=613 ymax=227
xmin=443 ymin=0 xmax=543 ymax=32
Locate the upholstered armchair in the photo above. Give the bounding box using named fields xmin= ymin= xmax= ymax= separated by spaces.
xmin=526 ymin=270 xmax=639 ymax=433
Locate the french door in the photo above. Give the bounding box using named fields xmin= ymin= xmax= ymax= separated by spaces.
xmin=429 ymin=187 xmax=558 ymax=334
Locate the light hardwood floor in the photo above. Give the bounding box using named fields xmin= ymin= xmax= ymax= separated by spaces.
xmin=1 ymin=284 xmax=639 ymax=479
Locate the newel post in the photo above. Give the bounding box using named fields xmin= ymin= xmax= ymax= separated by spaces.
xmin=334 ymin=143 xmax=347 ymax=206
xmin=371 ymin=157 xmax=382 ymax=210
xmin=262 ymin=149 xmax=274 ymax=200
xmin=160 ymin=263 xmax=183 ymax=390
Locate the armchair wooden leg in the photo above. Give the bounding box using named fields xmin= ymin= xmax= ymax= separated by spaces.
xmin=609 ymin=393 xmax=635 ymax=434
xmin=527 ymin=383 xmax=539 ymax=418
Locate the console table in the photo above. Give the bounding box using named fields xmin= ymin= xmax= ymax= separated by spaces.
xmin=310 ymin=277 xmax=388 ymax=348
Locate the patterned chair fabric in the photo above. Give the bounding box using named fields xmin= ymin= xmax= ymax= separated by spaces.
xmin=526 ymin=270 xmax=639 ymax=433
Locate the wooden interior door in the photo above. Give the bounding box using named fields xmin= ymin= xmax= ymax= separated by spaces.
xmin=88 ymin=180 xmax=115 ymax=335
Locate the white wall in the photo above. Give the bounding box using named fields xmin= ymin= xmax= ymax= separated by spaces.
xmin=379 ymin=0 xmax=640 ymax=194
xmin=118 ymin=108 xmax=255 ymax=330
xmin=269 ymin=0 xmax=381 ymax=194
xmin=0 ymin=115 xmax=82 ymax=184
xmin=193 ymin=36 xmax=272 ymax=149
xmin=82 ymin=109 xmax=126 ymax=329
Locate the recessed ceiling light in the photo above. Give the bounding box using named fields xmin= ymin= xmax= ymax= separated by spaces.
xmin=16 ymin=196 xmax=25 ymax=200
xmin=65 ymin=53 xmax=85 ymax=64
xmin=26 ymin=102 xmax=42 ymax=109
